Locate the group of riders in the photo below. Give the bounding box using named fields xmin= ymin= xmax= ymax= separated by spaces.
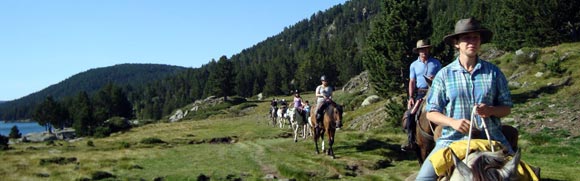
xmin=269 ymin=75 xmax=338 ymax=129
xmin=266 ymin=18 xmax=539 ymax=180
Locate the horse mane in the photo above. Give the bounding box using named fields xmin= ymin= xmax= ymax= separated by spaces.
xmin=450 ymin=149 xmax=520 ymax=181
xmin=468 ymin=151 xmax=508 ymax=181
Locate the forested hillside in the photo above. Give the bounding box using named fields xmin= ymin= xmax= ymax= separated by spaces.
xmin=2 ymin=0 xmax=578 ymax=124
xmin=0 ymin=64 xmax=186 ymax=120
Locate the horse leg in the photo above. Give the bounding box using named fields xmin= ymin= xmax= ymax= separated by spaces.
xmin=328 ymin=129 xmax=335 ymax=159
xmin=293 ymin=122 xmax=299 ymax=142
xmin=302 ymin=124 xmax=308 ymax=139
xmin=320 ymin=129 xmax=325 ymax=153
xmin=313 ymin=126 xmax=320 ymax=154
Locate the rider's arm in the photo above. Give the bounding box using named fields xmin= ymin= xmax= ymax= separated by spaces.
xmin=408 ymin=79 xmax=416 ymax=99
xmin=426 ymin=111 xmax=471 ymax=134
xmin=315 ymin=86 xmax=323 ymax=97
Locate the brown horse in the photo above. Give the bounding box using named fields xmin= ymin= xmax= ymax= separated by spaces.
xmin=402 ymin=99 xmax=437 ymax=165
xmin=310 ymin=102 xmax=343 ymax=159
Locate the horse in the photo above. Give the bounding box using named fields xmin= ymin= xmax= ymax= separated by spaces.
xmin=445 ymin=149 xmax=521 ymax=181
xmin=310 ymin=102 xmax=343 ymax=159
xmin=270 ymin=107 xmax=278 ymax=127
xmin=289 ymin=107 xmax=309 ymax=142
xmin=402 ymin=98 xmax=436 ymax=165
xmin=277 ymin=106 xmax=288 ymax=128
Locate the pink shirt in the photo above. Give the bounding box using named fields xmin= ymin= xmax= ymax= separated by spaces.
xmin=293 ymin=97 xmax=303 ymax=110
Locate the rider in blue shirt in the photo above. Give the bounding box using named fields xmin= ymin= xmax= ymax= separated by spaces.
xmin=402 ymin=39 xmax=442 ymax=151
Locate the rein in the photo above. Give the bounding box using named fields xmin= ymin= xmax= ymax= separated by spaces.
xmin=465 ymin=105 xmax=494 ymax=161
xmin=415 ymin=98 xmax=435 ymax=141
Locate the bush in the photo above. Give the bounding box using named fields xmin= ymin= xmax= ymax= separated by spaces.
xmin=91 ymin=171 xmax=115 ymax=180
xmin=93 ymin=126 xmax=111 ymax=138
xmin=39 ymin=157 xmax=77 ymax=166
xmin=384 ymin=96 xmax=406 ymax=129
xmin=106 ymin=117 xmax=132 ymax=133
xmin=140 ymin=137 xmax=165 ymax=144
xmin=0 ymin=134 xmax=9 ymax=150
xmin=120 ymin=141 xmax=131 ymax=148
xmin=9 ymin=125 xmax=22 ymax=139
xmin=87 ymin=140 xmax=94 ymax=147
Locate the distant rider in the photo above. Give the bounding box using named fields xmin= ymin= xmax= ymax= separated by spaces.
xmin=315 ymin=75 xmax=335 ymax=128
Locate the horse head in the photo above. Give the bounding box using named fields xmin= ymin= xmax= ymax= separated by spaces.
xmin=450 ymin=149 xmax=520 ymax=181
xmin=327 ymin=103 xmax=343 ymax=128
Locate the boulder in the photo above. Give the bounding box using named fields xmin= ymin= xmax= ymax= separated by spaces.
xmin=361 ymin=95 xmax=380 ymax=107
xmin=23 ymin=132 xmax=57 ymax=142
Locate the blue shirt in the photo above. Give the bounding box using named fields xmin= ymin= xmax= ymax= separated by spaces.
xmin=409 ymin=57 xmax=442 ymax=89
xmin=425 ymin=57 xmax=513 ymax=151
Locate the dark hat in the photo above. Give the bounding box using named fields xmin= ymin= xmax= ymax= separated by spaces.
xmin=320 ymin=75 xmax=327 ymax=81
xmin=412 ymin=39 xmax=432 ymax=53
xmin=443 ymin=18 xmax=493 ymax=45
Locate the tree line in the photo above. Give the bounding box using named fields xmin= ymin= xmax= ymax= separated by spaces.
xmin=1 ymin=0 xmax=578 ymax=132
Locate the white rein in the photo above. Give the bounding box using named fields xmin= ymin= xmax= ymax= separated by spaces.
xmin=465 ymin=105 xmax=495 ymax=161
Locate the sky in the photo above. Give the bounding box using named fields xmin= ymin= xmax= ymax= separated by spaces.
xmin=0 ymin=0 xmax=347 ymax=101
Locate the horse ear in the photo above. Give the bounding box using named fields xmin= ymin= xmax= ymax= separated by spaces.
xmin=452 ymin=150 xmax=473 ymax=179
xmin=499 ymin=149 xmax=521 ymax=178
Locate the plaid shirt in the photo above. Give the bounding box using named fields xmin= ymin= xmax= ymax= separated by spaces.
xmin=425 ymin=57 xmax=513 ymax=151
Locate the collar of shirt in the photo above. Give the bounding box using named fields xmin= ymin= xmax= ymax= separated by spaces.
xmin=448 ymin=57 xmax=483 ymax=73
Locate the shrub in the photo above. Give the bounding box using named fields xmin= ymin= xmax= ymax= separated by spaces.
xmin=384 ymin=96 xmax=406 ymax=129
xmin=9 ymin=125 xmax=22 ymax=139
xmin=39 ymin=157 xmax=77 ymax=166
xmin=91 ymin=171 xmax=115 ymax=180
xmin=93 ymin=126 xmax=111 ymax=138
xmin=106 ymin=117 xmax=132 ymax=133
xmin=120 ymin=141 xmax=131 ymax=148
xmin=140 ymin=137 xmax=165 ymax=144
xmin=87 ymin=140 xmax=94 ymax=147
xmin=0 ymin=134 xmax=9 ymax=150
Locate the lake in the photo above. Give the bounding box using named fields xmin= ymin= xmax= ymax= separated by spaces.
xmin=0 ymin=121 xmax=46 ymax=136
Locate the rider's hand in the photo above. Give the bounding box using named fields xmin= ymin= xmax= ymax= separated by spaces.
xmin=475 ymin=104 xmax=494 ymax=118
xmin=407 ymin=99 xmax=414 ymax=109
xmin=450 ymin=119 xmax=471 ymax=134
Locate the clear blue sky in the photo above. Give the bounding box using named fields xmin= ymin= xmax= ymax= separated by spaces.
xmin=0 ymin=0 xmax=347 ymax=101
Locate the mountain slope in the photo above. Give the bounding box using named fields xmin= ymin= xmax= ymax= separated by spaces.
xmin=0 ymin=63 xmax=187 ymax=120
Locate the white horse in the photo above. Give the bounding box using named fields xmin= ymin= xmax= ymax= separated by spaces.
xmin=446 ymin=149 xmax=521 ymax=181
xmin=277 ymin=107 xmax=288 ymax=128
xmin=288 ymin=108 xmax=309 ymax=142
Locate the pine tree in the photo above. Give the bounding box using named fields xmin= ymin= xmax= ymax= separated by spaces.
xmin=9 ymin=125 xmax=22 ymax=139
xmin=32 ymin=96 xmax=64 ymax=133
xmin=363 ymin=0 xmax=431 ymax=97
xmin=72 ymin=91 xmax=94 ymax=136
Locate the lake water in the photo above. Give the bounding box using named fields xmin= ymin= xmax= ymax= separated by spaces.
xmin=0 ymin=121 xmax=46 ymax=136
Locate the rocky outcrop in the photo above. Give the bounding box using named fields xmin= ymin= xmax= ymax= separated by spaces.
xmin=168 ymin=96 xmax=228 ymax=122
xmin=22 ymin=128 xmax=76 ymax=142
xmin=342 ymin=71 xmax=370 ymax=94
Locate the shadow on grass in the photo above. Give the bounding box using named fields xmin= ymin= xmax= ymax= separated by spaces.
xmin=334 ymin=138 xmax=418 ymax=168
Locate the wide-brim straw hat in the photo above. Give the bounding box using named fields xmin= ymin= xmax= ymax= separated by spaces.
xmin=443 ymin=18 xmax=493 ymax=45
xmin=412 ymin=39 xmax=432 ymax=53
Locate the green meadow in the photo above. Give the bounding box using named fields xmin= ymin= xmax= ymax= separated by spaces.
xmin=2 ymin=43 xmax=580 ymax=180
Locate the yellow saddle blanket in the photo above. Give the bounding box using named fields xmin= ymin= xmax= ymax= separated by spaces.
xmin=429 ymin=139 xmax=539 ymax=181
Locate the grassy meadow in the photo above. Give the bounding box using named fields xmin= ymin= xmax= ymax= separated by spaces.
xmin=2 ymin=92 xmax=579 ymax=180
xmin=2 ymin=43 xmax=580 ymax=180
